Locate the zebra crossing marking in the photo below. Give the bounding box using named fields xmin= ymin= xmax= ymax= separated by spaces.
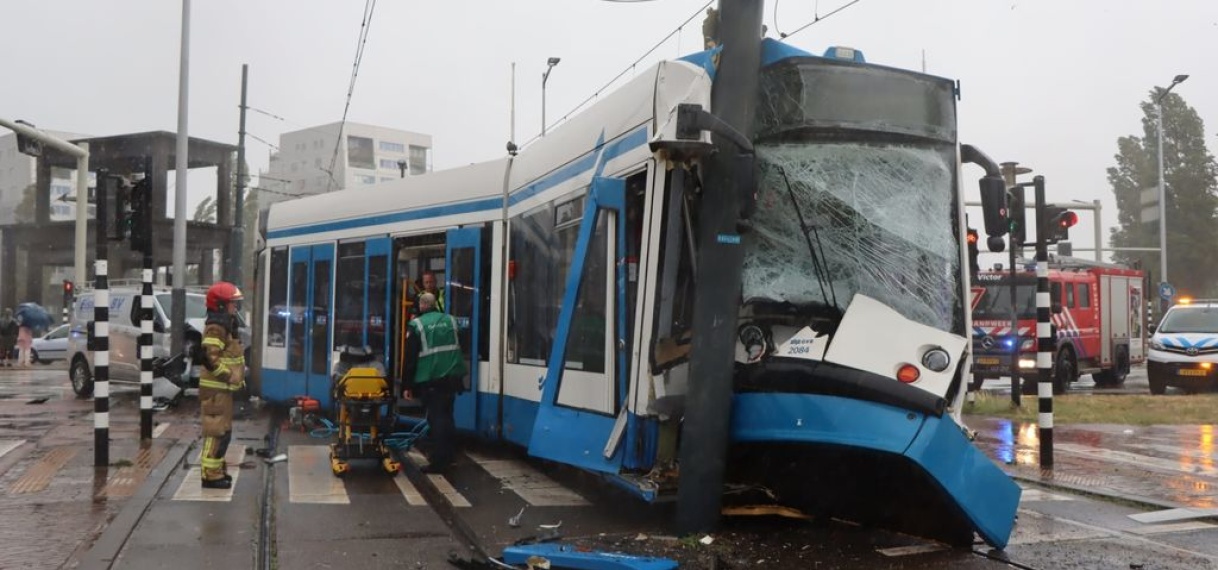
xmin=171 ymin=444 xmax=246 ymax=502
xmin=465 ymin=450 xmax=590 ymax=507
xmin=394 ymin=476 xmax=428 ymax=506
xmin=427 ymin=473 xmax=471 ymax=507
xmin=287 ymin=445 xmax=350 ymax=504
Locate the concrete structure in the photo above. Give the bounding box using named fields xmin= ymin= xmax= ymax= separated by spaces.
xmin=258 ymin=121 xmax=431 ymax=206
xmin=0 ymin=131 xmax=237 ymax=311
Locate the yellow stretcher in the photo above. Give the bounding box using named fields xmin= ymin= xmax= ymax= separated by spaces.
xmin=329 ymin=355 xmax=401 ymax=477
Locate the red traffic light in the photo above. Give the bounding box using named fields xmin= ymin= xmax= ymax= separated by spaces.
xmin=63 ymin=280 xmax=73 ymax=292
xmin=966 ymin=229 xmax=979 ymax=245
xmin=1057 ymin=211 xmax=1079 ymax=229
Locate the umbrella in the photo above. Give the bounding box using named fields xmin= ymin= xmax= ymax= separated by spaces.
xmin=15 ymin=303 xmax=53 ymax=333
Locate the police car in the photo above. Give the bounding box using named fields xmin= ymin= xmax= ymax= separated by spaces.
xmin=1147 ymin=298 xmax=1218 ymax=394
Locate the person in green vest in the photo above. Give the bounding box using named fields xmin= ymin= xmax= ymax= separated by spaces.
xmin=402 ymin=292 xmax=466 ymax=473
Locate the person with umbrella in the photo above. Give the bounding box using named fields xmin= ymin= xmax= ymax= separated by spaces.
xmin=14 ymin=303 xmax=51 ymax=368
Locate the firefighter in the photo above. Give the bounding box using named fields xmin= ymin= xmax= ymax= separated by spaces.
xmin=199 ymin=281 xmax=245 ymax=489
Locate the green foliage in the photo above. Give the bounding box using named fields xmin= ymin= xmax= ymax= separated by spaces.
xmin=1107 ymin=90 xmax=1218 ymax=298
xmin=192 ymin=196 xmax=216 ymax=223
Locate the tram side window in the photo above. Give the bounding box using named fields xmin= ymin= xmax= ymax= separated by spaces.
xmin=268 ymin=247 xmax=288 ymax=347
xmin=368 ymin=254 xmax=389 ymax=358
xmin=566 ymin=208 xmax=608 ymax=374
xmin=288 ymin=257 xmax=309 ymax=372
xmin=508 ymin=202 xmax=557 ymax=365
xmin=335 ymin=242 xmax=366 ymax=347
xmin=650 ymin=169 xmax=696 ymax=374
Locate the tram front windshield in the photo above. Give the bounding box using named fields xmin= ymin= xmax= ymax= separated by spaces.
xmin=744 ymin=58 xmax=963 ymax=334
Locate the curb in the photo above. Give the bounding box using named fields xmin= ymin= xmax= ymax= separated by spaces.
xmin=76 ymin=438 xmax=195 ymax=570
xmin=1006 ymin=470 xmax=1185 ymax=514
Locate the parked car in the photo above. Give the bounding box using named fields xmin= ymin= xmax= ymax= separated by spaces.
xmin=31 ymin=324 xmax=71 ymax=363
xmin=67 ymin=285 xmax=250 ymax=397
xmin=1147 ymin=298 xmax=1218 ymax=394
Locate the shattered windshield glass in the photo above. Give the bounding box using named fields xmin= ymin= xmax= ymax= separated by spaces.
xmin=745 ymin=142 xmax=960 ymax=332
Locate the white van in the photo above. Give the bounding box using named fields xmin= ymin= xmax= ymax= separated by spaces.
xmin=66 ymin=283 xmax=250 ymax=398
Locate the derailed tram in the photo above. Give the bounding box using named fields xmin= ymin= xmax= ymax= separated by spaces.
xmin=252 ymin=38 xmax=1021 ymax=548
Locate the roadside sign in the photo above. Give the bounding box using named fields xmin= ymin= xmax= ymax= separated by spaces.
xmin=1159 ymin=282 xmax=1175 ymax=301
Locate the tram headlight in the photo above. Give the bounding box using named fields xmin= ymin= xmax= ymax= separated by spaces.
xmin=921 ymin=347 xmax=951 ymax=373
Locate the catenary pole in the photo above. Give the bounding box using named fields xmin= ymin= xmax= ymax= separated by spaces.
xmin=676 ymin=0 xmax=763 ymax=535
xmin=172 ymin=0 xmax=191 ymax=356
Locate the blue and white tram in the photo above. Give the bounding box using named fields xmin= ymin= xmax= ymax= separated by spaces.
xmin=253 ymin=39 xmax=1020 ymax=548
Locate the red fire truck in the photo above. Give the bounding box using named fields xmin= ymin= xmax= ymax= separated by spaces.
xmin=970 ymin=257 xmax=1147 ymax=394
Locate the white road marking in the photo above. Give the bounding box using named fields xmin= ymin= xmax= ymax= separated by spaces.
xmin=288 ymin=445 xmax=350 ymax=504
xmin=465 ymin=450 xmax=590 ymax=507
xmin=394 ymin=476 xmax=428 ymax=506
xmin=427 ymin=474 xmax=471 ymax=507
xmin=1127 ymin=521 xmax=1218 ymax=535
xmin=1019 ymin=488 xmax=1076 ymax=502
xmin=877 ymin=544 xmax=949 ymax=557
xmin=152 ymin=423 xmax=170 ymax=439
xmin=171 ymin=445 xmax=245 ymax=502
xmin=1130 ymin=508 xmax=1218 ymax=524
xmin=1056 ymin=443 xmax=1218 ymax=477
xmin=0 ymin=439 xmax=25 ymax=461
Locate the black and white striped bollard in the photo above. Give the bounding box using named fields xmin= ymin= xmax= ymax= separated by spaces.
xmin=1033 ymin=175 xmax=1053 ymax=469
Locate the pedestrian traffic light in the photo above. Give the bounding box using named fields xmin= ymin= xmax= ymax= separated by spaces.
xmin=62 ymin=280 xmax=74 ymax=307
xmin=1043 ymin=205 xmax=1078 ymax=244
xmin=967 ymin=227 xmax=980 ymax=281
xmin=1006 ymin=185 xmax=1026 ymax=247
xmin=129 ymin=175 xmax=152 ymax=253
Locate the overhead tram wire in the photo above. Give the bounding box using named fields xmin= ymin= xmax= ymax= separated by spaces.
xmin=324 ymin=0 xmax=379 ymax=192
xmin=246 ymin=132 xmax=280 ymax=152
xmin=778 ymin=0 xmax=863 ymax=41
xmin=518 ymin=0 xmax=714 ymax=149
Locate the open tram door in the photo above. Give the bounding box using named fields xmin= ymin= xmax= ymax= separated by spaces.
xmin=527 ymin=176 xmax=635 ymax=477
xmin=445 ymin=227 xmax=486 ymax=436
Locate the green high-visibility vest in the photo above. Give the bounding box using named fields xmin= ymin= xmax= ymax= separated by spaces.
xmin=409 ymin=311 xmax=466 ymax=385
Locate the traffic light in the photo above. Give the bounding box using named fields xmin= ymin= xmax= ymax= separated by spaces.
xmin=967 ymin=228 xmax=980 ymax=281
xmin=112 ymin=177 xmax=133 ymax=242
xmin=978 ymin=175 xmax=1008 ymax=252
xmin=1043 ymin=205 xmax=1078 ymax=244
xmin=129 ymin=175 xmax=152 ymax=253
xmin=1007 ymin=185 xmax=1026 ymax=247
xmin=62 ymin=280 xmax=74 ymax=309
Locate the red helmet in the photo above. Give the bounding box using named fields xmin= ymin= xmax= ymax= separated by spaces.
xmin=206 ymin=281 xmax=244 ymax=311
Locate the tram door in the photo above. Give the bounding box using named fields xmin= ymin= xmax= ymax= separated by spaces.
xmin=288 ymin=243 xmax=335 ymax=409
xmin=446 ymin=228 xmax=483 ymax=434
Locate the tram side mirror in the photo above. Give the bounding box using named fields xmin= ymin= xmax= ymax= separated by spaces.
xmin=153 ymin=317 xmax=166 ymax=333
xmin=978 ymin=175 xmax=1009 ymax=252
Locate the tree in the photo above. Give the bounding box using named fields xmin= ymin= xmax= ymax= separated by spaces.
xmin=13 ymin=183 xmax=36 ymax=223
xmin=1108 ymin=90 xmax=1218 ymax=298
xmin=192 ymin=196 xmax=216 ymax=223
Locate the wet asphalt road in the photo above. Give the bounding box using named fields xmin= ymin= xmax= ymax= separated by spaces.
xmin=6 ymin=363 xmax=1218 ymax=569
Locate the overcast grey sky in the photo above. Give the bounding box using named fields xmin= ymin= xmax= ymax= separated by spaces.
xmin=3 ymin=0 xmax=1216 ymax=262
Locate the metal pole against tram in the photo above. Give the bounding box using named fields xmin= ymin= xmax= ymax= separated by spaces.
xmin=1033 ymin=175 xmax=1054 ymax=469
xmin=94 ymin=171 xmax=113 ymax=466
xmin=677 ymin=0 xmax=763 ymax=534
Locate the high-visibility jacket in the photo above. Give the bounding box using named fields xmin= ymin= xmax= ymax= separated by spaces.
xmin=199 ymin=318 xmax=245 ymax=392
xmin=408 ymin=310 xmax=465 ymax=385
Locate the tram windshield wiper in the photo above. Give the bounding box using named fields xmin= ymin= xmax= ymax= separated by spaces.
xmin=778 ymin=166 xmax=842 ymax=319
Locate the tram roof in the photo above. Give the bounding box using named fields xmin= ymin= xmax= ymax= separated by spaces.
xmin=266 ymin=59 xmax=713 ymax=242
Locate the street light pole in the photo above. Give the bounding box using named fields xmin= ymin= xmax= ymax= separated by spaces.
xmin=541 ymin=57 xmax=560 ymax=136
xmin=1155 ymin=73 xmax=1188 ymax=308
